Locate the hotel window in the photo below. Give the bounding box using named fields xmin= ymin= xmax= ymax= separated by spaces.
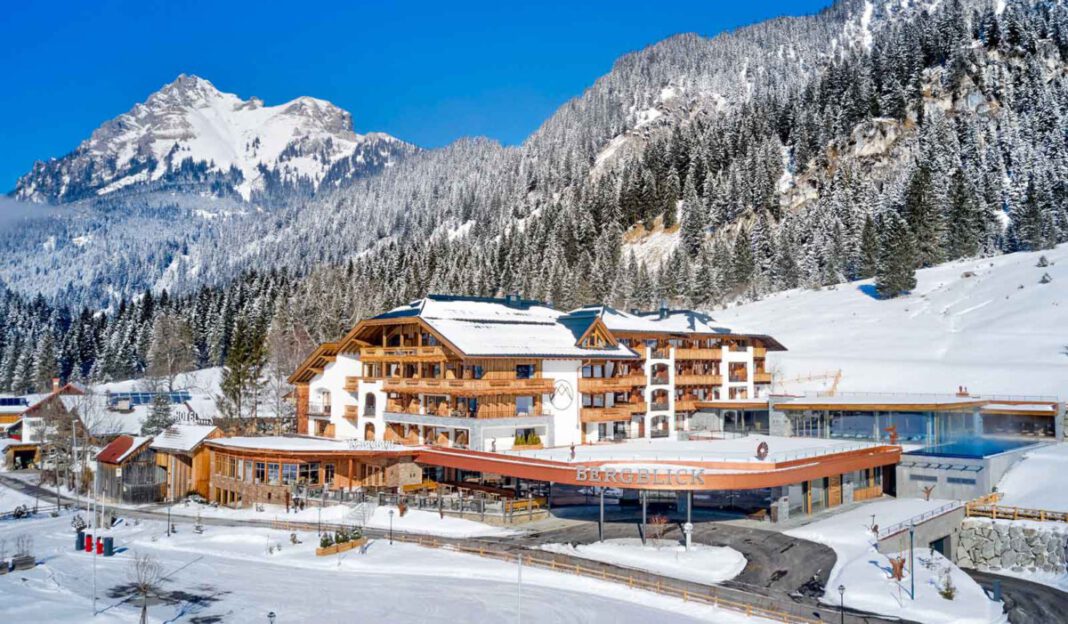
xmin=582 ymin=365 xmax=592 ymax=378
xmin=947 ymin=477 xmax=976 ymax=485
xmin=300 ymin=462 xmax=321 ymax=485
xmin=244 ymin=460 xmax=253 ymax=483
xmin=268 ymin=463 xmax=280 ymax=484
xmin=515 ymin=364 xmax=534 ymax=379
xmin=324 ymin=463 xmax=336 ymax=484
xmin=282 ymin=464 xmax=298 ymax=485
xmin=516 ymin=396 xmax=534 ymax=416
xmin=255 ymin=462 xmax=266 ymax=483
xmin=909 ymin=474 xmax=938 ymax=482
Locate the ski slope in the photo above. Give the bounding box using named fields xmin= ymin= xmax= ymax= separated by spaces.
xmin=715 ymin=245 xmax=1068 ymax=398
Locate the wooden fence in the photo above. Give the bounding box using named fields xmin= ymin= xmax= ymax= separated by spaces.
xmin=965 ymin=492 xmax=1068 ymax=523
xmin=270 ymin=519 xmax=824 ymax=624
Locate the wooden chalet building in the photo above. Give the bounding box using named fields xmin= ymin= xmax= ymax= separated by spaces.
xmin=150 ymin=424 xmax=223 ymax=501
xmin=288 ymin=295 xmax=785 ymax=452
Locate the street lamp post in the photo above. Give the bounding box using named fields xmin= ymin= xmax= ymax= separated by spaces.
xmin=267 ymin=611 xmax=276 ymax=624
xmin=909 ymin=522 xmax=916 ymax=600
xmin=388 ymin=508 xmax=394 ymax=545
xmin=837 ymin=584 xmax=846 ymax=624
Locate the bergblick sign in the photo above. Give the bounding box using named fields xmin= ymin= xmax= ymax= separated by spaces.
xmin=575 ymin=466 xmax=706 ymax=487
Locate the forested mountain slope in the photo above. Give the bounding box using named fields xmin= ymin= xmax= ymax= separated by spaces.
xmin=1 ymin=0 xmax=1066 ymax=394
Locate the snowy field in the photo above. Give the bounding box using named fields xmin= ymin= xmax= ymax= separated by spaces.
xmin=995 ymin=443 xmax=1068 ymax=512
xmin=0 ymin=510 xmax=775 ymax=623
xmin=714 ymin=244 xmax=1068 ymax=398
xmin=786 ymin=498 xmax=1006 ymax=624
xmin=508 ymin=434 xmax=878 ymax=464
xmin=539 ymin=538 xmax=746 ymax=585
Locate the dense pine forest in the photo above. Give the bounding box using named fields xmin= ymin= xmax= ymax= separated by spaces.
xmin=0 ymin=0 xmax=1066 ymax=395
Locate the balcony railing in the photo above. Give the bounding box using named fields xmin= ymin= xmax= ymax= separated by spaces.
xmin=308 ymin=403 xmax=331 ymax=418
xmin=382 ymin=377 xmax=553 ymax=396
xmin=754 ymin=372 xmax=772 ymax=384
xmin=650 ymin=402 xmax=670 ymax=411
xmin=674 ymin=348 xmax=723 ymax=360
xmin=344 ymin=405 xmax=359 ymax=421
xmin=675 ymin=374 xmax=723 ymax=386
xmin=360 ymin=346 xmax=447 ymax=362
xmin=386 ymin=401 xmax=548 ymax=419
xmin=754 ymin=347 xmax=767 ymax=358
xmin=650 ymin=349 xmax=671 ymax=360
xmin=577 ymin=375 xmax=645 ymax=393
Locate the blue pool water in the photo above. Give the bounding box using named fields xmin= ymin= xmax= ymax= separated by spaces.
xmin=907 ymin=437 xmax=1037 ymax=459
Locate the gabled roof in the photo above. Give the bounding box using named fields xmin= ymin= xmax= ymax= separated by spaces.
xmin=150 ymin=424 xmax=220 ymax=453
xmin=96 ymin=435 xmax=152 ymax=465
xmin=356 ymin=296 xmax=639 ymax=359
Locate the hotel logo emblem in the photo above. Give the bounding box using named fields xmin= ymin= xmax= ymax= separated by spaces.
xmin=551 ymin=379 xmax=574 ymax=410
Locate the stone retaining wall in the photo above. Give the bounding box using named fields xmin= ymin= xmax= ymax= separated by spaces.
xmin=957 ymin=517 xmax=1068 ymax=574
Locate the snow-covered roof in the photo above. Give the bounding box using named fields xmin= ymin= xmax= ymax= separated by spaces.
xmin=563 ymin=305 xmax=785 ymax=350
xmin=97 ymin=435 xmax=152 ymax=464
xmin=775 ymin=393 xmax=986 ymax=410
xmin=150 ymin=424 xmax=219 ymax=453
xmin=981 ymin=402 xmax=1056 ymax=413
xmin=378 ymin=296 xmax=638 ymax=359
xmin=207 ymin=436 xmax=415 ymax=453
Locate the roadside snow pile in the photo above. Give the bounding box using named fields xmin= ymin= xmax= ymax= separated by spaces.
xmin=786 ymin=498 xmax=1007 ymax=624
xmin=995 ymin=444 xmax=1068 ymax=512
xmin=714 ymin=244 xmax=1068 ymax=397
xmin=539 ymin=538 xmax=746 ymax=585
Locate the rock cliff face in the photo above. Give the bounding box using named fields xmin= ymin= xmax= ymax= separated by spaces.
xmin=957 ymin=518 xmax=1068 ymax=574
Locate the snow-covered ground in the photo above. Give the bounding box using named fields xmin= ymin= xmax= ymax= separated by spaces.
xmin=786 ymin=498 xmax=1007 ymax=624
xmin=539 ymin=538 xmax=746 ymax=585
xmin=995 ymin=443 xmax=1068 ymax=512
xmin=715 ymin=244 xmax=1068 ymax=398
xmin=0 ymin=510 xmax=775 ymax=623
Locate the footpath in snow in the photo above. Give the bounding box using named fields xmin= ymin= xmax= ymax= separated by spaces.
xmin=786 ymin=498 xmax=1007 ymax=624
xmin=539 ymin=538 xmax=746 ymax=585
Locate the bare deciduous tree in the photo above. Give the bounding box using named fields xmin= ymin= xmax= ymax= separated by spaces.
xmin=146 ymin=314 xmax=196 ymax=392
xmin=264 ymin=308 xmax=313 ymax=434
xmin=128 ymin=551 xmax=163 ymax=624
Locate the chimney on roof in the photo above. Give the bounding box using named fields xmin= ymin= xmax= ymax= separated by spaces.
xmin=658 ymin=300 xmax=669 ymax=320
xmin=51 ymin=378 xmax=60 ymax=393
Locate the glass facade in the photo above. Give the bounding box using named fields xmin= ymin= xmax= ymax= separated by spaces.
xmin=792 ymin=409 xmax=976 ymax=446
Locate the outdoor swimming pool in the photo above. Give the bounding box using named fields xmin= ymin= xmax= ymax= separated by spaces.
xmin=908 ymin=437 xmax=1039 ymax=459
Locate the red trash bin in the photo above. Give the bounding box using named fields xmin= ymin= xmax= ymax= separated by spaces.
xmin=96 ymin=538 xmax=103 ymax=555
xmin=85 ymin=534 xmax=93 ymax=552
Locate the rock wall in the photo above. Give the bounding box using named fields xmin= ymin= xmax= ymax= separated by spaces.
xmin=957 ymin=518 xmax=1068 ymax=574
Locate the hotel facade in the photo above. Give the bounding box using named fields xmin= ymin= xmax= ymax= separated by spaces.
xmin=288 ymin=294 xmax=784 ymax=451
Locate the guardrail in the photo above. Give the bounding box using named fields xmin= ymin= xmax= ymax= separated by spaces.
xmin=878 ymin=501 xmax=963 ymax=540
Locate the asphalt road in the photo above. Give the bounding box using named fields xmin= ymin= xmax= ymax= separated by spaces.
xmin=966 ymin=568 xmax=1068 ymax=624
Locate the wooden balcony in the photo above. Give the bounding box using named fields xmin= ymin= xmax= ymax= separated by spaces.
xmin=382 ymin=377 xmax=553 ymax=396
xmin=577 ymin=375 xmax=645 ymax=393
xmin=674 ymin=348 xmax=723 ymax=360
xmin=754 ymin=347 xmax=767 ymax=358
xmin=344 ymin=376 xmax=360 ymax=392
xmin=675 ymin=374 xmax=723 ymax=386
xmin=360 ymin=346 xmax=447 ymax=362
xmin=754 ymin=372 xmax=772 ymax=384
xmin=386 ymin=401 xmax=547 ymax=419
xmin=675 ymin=399 xmax=696 ymax=412
xmin=344 ymin=405 xmax=359 ymax=421
xmin=580 ymin=402 xmax=647 ymax=423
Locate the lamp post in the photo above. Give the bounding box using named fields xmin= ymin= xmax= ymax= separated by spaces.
xmin=267 ymin=611 xmax=276 ymax=624
xmin=837 ymin=584 xmax=846 ymax=624
xmin=908 ymin=522 xmax=916 ymax=600
xmin=388 ymin=508 xmax=394 ymax=545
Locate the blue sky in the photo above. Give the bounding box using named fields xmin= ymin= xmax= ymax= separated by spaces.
xmin=1 ymin=0 xmax=832 ymax=191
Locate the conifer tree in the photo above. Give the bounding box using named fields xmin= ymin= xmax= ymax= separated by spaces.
xmin=858 ymin=215 xmax=880 ymax=279
xmin=945 ymin=169 xmax=981 ymax=259
xmin=875 ymin=212 xmax=919 ymax=299
xmin=903 ymin=162 xmax=945 ymax=267
xmin=141 ymin=392 xmax=174 ymax=436
xmin=680 ymin=175 xmax=706 ymax=257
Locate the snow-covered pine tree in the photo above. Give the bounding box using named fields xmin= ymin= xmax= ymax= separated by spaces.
xmin=875 ymin=211 xmax=919 ymax=299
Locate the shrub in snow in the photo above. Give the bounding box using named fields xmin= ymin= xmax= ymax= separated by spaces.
xmin=320 ymin=534 xmax=334 ymax=548
xmin=1040 ymin=272 xmax=1052 ymax=284
xmin=938 ymin=566 xmax=956 ymax=600
xmin=1037 ymin=255 xmax=1049 ymax=267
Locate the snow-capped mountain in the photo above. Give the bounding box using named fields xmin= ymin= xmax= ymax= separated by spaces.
xmin=14 ymin=74 xmax=417 ymax=203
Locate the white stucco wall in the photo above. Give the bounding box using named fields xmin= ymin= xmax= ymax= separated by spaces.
xmin=542 ymin=359 xmax=581 ymax=448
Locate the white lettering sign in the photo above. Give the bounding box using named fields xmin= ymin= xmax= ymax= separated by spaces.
xmin=575 ymin=466 xmax=706 ymax=487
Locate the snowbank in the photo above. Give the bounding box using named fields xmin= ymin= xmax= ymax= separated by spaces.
xmin=786 ymin=498 xmax=1007 ymax=624
xmin=995 ymin=443 xmax=1068 ymax=512
xmin=539 ymin=538 xmax=746 ymax=585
